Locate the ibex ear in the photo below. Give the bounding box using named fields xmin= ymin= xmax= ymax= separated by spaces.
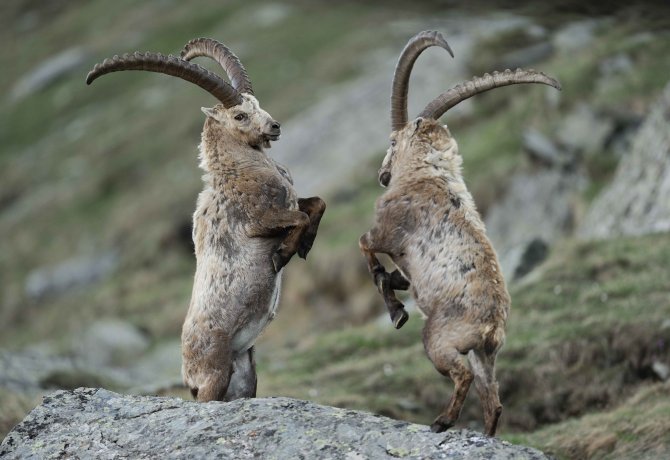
xmin=412 ymin=117 xmax=424 ymax=134
xmin=201 ymin=106 xmax=218 ymax=119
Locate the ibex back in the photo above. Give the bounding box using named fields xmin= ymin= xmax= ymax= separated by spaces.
xmin=360 ymin=31 xmax=560 ymax=436
xmin=87 ymin=38 xmax=325 ymax=402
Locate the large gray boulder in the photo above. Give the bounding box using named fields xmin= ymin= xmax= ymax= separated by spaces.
xmin=485 ymin=169 xmax=586 ymax=279
xmin=1 ymin=388 xmax=549 ymax=459
xmin=24 ymin=251 xmax=118 ymax=300
xmin=579 ymin=82 xmax=670 ymax=239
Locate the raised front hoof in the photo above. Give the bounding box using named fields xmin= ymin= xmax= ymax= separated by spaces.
xmin=297 ymin=241 xmax=312 ymax=260
xmin=297 ymin=232 xmax=317 ymax=259
xmin=430 ymin=419 xmax=454 ymax=433
xmin=272 ymin=252 xmax=290 ymax=273
xmin=389 ymin=269 xmax=410 ymax=290
xmin=391 ymin=308 xmax=409 ymax=329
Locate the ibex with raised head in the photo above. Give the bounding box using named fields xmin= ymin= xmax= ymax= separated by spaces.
xmin=359 ymin=31 xmax=560 ymax=436
xmin=87 ymin=38 xmax=326 ymax=402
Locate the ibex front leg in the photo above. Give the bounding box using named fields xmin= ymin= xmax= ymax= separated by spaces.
xmin=359 ymin=229 xmax=409 ymax=329
xmin=297 ymin=197 xmax=326 ymax=259
xmin=248 ymin=210 xmax=310 ymax=273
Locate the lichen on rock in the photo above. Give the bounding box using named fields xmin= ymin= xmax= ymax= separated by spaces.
xmin=1 ymin=388 xmax=549 ymax=459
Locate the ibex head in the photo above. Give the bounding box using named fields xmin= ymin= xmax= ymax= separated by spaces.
xmin=381 ymin=117 xmax=459 ymax=186
xmin=200 ymin=94 xmax=280 ymax=150
xmin=378 ymin=30 xmax=561 ymax=187
xmin=86 ymin=38 xmax=280 ymax=150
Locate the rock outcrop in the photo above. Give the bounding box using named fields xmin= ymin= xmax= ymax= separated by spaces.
xmin=1 ymin=388 xmax=549 ymax=459
xmin=485 ymin=168 xmax=586 ymax=279
xmin=579 ymin=82 xmax=670 ymax=239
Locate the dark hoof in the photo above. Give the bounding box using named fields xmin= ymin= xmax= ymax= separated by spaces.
xmin=391 ymin=308 xmax=409 ymax=329
xmin=430 ymin=420 xmax=453 ymax=433
xmin=272 ymin=252 xmax=288 ymax=273
xmin=297 ymin=241 xmax=312 ymax=259
xmin=297 ymin=232 xmax=317 ymax=259
xmin=389 ymin=270 xmax=410 ymax=290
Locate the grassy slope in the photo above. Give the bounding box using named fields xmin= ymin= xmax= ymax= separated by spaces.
xmin=258 ymin=233 xmax=670 ymax=458
xmin=2 ymin=3 xmax=669 ymax=347
xmin=510 ymin=382 xmax=670 ymax=460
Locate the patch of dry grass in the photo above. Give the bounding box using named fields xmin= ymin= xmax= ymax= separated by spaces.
xmin=507 ymin=382 xmax=670 ymax=459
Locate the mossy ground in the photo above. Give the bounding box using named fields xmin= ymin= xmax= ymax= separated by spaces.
xmin=508 ymin=383 xmax=670 ymax=459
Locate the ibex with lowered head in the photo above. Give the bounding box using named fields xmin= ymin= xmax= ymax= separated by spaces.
xmin=87 ymin=38 xmax=326 ymax=402
xmin=359 ymin=31 xmax=560 ymax=436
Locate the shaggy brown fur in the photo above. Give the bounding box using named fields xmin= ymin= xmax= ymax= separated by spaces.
xmin=85 ymin=39 xmax=326 ymax=404
xmin=182 ymin=94 xmax=325 ymax=402
xmin=360 ymin=118 xmax=509 ymax=436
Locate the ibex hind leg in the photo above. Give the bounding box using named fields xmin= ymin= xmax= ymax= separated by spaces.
xmin=423 ymin=318 xmax=479 ymax=432
xmin=468 ymin=348 xmax=503 ymax=436
xmin=223 ymin=347 xmax=258 ymax=401
xmin=196 ymin=367 xmax=233 ymax=402
xmin=193 ymin=333 xmax=234 ymax=402
xmin=427 ymin=349 xmax=474 ymax=433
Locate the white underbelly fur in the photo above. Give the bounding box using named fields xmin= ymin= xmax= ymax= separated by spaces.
xmin=231 ymin=270 xmax=283 ymax=353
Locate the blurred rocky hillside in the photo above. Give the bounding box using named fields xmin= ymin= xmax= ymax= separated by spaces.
xmin=2 ymin=1 xmax=670 ymax=458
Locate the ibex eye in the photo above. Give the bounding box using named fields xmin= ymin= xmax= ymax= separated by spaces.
xmin=234 ymin=113 xmax=246 ymax=121
xmin=391 ymin=140 xmax=397 ymax=147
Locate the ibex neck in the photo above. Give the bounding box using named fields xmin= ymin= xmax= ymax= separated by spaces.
xmin=198 ymin=136 xmax=267 ymax=176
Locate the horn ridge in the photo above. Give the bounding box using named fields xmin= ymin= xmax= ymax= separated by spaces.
xmin=418 ymin=68 xmax=561 ymax=120
xmin=391 ymin=30 xmax=454 ymax=131
xmin=86 ymin=51 xmax=243 ymax=108
xmin=180 ymin=37 xmax=253 ymax=95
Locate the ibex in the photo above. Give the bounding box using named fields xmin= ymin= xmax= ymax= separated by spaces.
xmin=359 ymin=31 xmax=560 ymax=436
xmin=87 ymin=38 xmax=326 ymax=402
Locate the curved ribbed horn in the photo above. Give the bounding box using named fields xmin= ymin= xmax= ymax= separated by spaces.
xmin=391 ymin=30 xmax=454 ymax=132
xmin=181 ymin=38 xmax=253 ymax=95
xmin=418 ymin=68 xmax=561 ymax=120
xmin=86 ymin=52 xmax=243 ymax=108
